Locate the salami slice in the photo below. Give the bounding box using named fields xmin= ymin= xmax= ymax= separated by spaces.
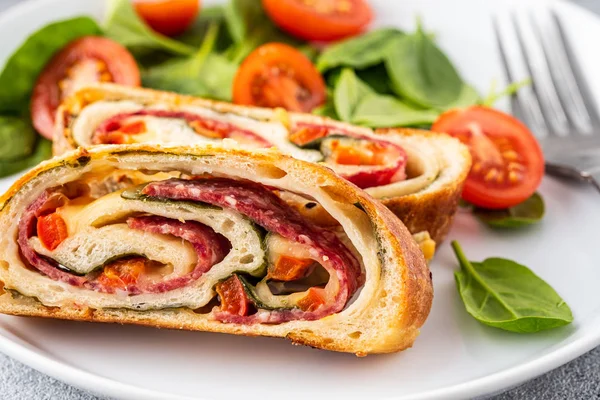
xmin=18 ymin=192 xmax=229 ymax=294
xmin=92 ymin=110 xmax=272 ymax=147
xmin=142 ymin=177 xmax=363 ymax=322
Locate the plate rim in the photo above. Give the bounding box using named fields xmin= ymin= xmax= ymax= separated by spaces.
xmin=0 ymin=0 xmax=599 ymax=399
xmin=3 ymin=312 xmax=600 ymax=400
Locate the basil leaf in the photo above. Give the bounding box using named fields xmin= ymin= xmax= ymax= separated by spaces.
xmin=333 ymin=68 xmax=374 ymax=122
xmin=0 ymin=116 xmax=37 ymax=161
xmin=104 ymin=0 xmax=194 ymax=56
xmin=352 ymin=93 xmax=439 ymax=127
xmin=0 ymin=138 xmax=52 ymax=178
xmin=473 ymin=193 xmax=545 ymax=228
xmin=452 ymin=241 xmax=573 ymax=333
xmin=0 ymin=17 xmax=101 ymax=114
xmin=316 ymin=28 xmax=404 ymax=72
xmin=386 ymin=22 xmax=463 ymax=108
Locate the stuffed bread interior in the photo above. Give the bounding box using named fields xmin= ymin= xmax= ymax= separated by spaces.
xmin=56 ymin=84 xmax=468 ymax=204
xmin=0 ymin=145 xmax=432 ymax=353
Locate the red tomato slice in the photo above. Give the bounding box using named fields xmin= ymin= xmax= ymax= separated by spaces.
xmin=118 ymin=121 xmax=147 ymax=134
xmin=31 ymin=36 xmax=141 ymax=140
xmin=262 ymin=0 xmax=373 ymax=41
xmin=296 ymin=288 xmax=326 ymax=312
xmin=233 ymin=43 xmax=326 ymax=112
xmin=94 ymin=120 xmax=148 ymax=145
xmin=268 ymin=256 xmax=314 ymax=281
xmin=36 ymin=213 xmax=68 ymax=251
xmin=289 ymin=126 xmax=328 ymax=146
xmin=98 ymin=257 xmax=146 ymax=290
xmin=134 ymin=0 xmax=200 ymax=37
xmin=432 ymin=106 xmax=544 ymax=209
xmin=216 ymin=275 xmax=252 ymax=316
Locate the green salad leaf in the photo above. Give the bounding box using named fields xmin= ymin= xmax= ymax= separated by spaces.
xmin=128 ymin=6 xmax=232 ymax=71
xmin=312 ymin=100 xmax=338 ymax=119
xmin=317 ymin=28 xmax=405 ymax=72
xmin=333 ymin=68 xmax=438 ymax=127
xmin=0 ymin=138 xmax=52 ymax=178
xmin=142 ymin=23 xmax=236 ymax=101
xmin=196 ymin=55 xmax=238 ymax=101
xmin=176 ymin=5 xmax=232 ymax=51
xmin=452 ymin=241 xmax=573 ymax=333
xmin=297 ymin=44 xmax=320 ymax=63
xmin=386 ymin=21 xmax=464 ymax=109
xmin=104 ymin=0 xmax=195 ymax=56
xmin=224 ymin=0 xmax=266 ymax=44
xmin=446 ymin=84 xmax=480 ymax=109
xmin=473 ymin=193 xmax=545 ymax=228
xmin=223 ymin=0 xmax=306 ymax=64
xmin=0 ymin=116 xmax=37 ymax=161
xmin=0 ymin=17 xmax=101 ymax=114
xmin=333 ymin=68 xmax=373 ymax=122
xmin=481 ymin=79 xmax=532 ymax=107
xmin=355 ymin=64 xmax=395 ymax=95
xmin=352 ymin=93 xmax=439 ymax=127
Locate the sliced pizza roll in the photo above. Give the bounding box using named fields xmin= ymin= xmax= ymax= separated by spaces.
xmin=0 ymin=145 xmax=433 ymax=355
xmin=55 ymin=84 xmax=471 ymax=243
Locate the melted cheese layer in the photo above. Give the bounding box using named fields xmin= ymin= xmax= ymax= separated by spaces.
xmin=72 ymin=101 xmax=323 ymax=163
xmin=9 ymin=189 xmax=265 ymax=311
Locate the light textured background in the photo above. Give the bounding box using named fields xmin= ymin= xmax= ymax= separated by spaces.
xmin=1 ymin=0 xmax=600 ymax=399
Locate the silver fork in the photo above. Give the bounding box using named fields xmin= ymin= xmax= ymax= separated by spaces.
xmin=494 ymin=7 xmax=600 ymax=192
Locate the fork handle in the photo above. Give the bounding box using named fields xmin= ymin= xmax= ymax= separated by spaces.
xmin=586 ymin=172 xmax=600 ymax=194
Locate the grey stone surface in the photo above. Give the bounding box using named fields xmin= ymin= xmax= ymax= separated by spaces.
xmin=0 ymin=0 xmax=599 ymax=399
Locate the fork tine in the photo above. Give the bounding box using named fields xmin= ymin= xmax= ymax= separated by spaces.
xmin=513 ymin=11 xmax=570 ymax=136
xmin=493 ymin=15 xmax=549 ymax=138
xmin=537 ymin=10 xmax=595 ymax=134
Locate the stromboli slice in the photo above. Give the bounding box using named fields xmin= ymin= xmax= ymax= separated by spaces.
xmin=55 ymin=84 xmax=471 ymax=243
xmin=0 ymin=145 xmax=432 ymax=355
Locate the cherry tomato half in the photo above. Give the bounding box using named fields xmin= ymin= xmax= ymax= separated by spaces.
xmin=233 ymin=43 xmax=326 ymax=112
xmin=262 ymin=0 xmax=373 ymax=41
xmin=31 ymin=36 xmax=140 ymax=140
xmin=134 ymin=0 xmax=200 ymax=37
xmin=432 ymin=106 xmax=544 ymax=209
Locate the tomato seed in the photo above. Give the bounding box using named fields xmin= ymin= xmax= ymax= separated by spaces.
xmin=337 ymin=0 xmax=352 ymax=12
xmin=502 ymin=150 xmax=519 ymax=161
xmin=508 ymin=162 xmax=525 ymax=171
xmin=509 ymin=171 xmax=522 ymax=183
xmin=485 ymin=169 xmax=498 ymax=181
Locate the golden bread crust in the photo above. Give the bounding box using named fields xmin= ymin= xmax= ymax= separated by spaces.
xmin=376 ymin=128 xmax=471 ymax=242
xmin=54 ymin=85 xmax=471 ymax=243
xmin=0 ymin=145 xmax=433 ymax=355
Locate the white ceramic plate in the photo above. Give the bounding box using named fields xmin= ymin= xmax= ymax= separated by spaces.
xmin=1 ymin=0 xmax=600 ymax=399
